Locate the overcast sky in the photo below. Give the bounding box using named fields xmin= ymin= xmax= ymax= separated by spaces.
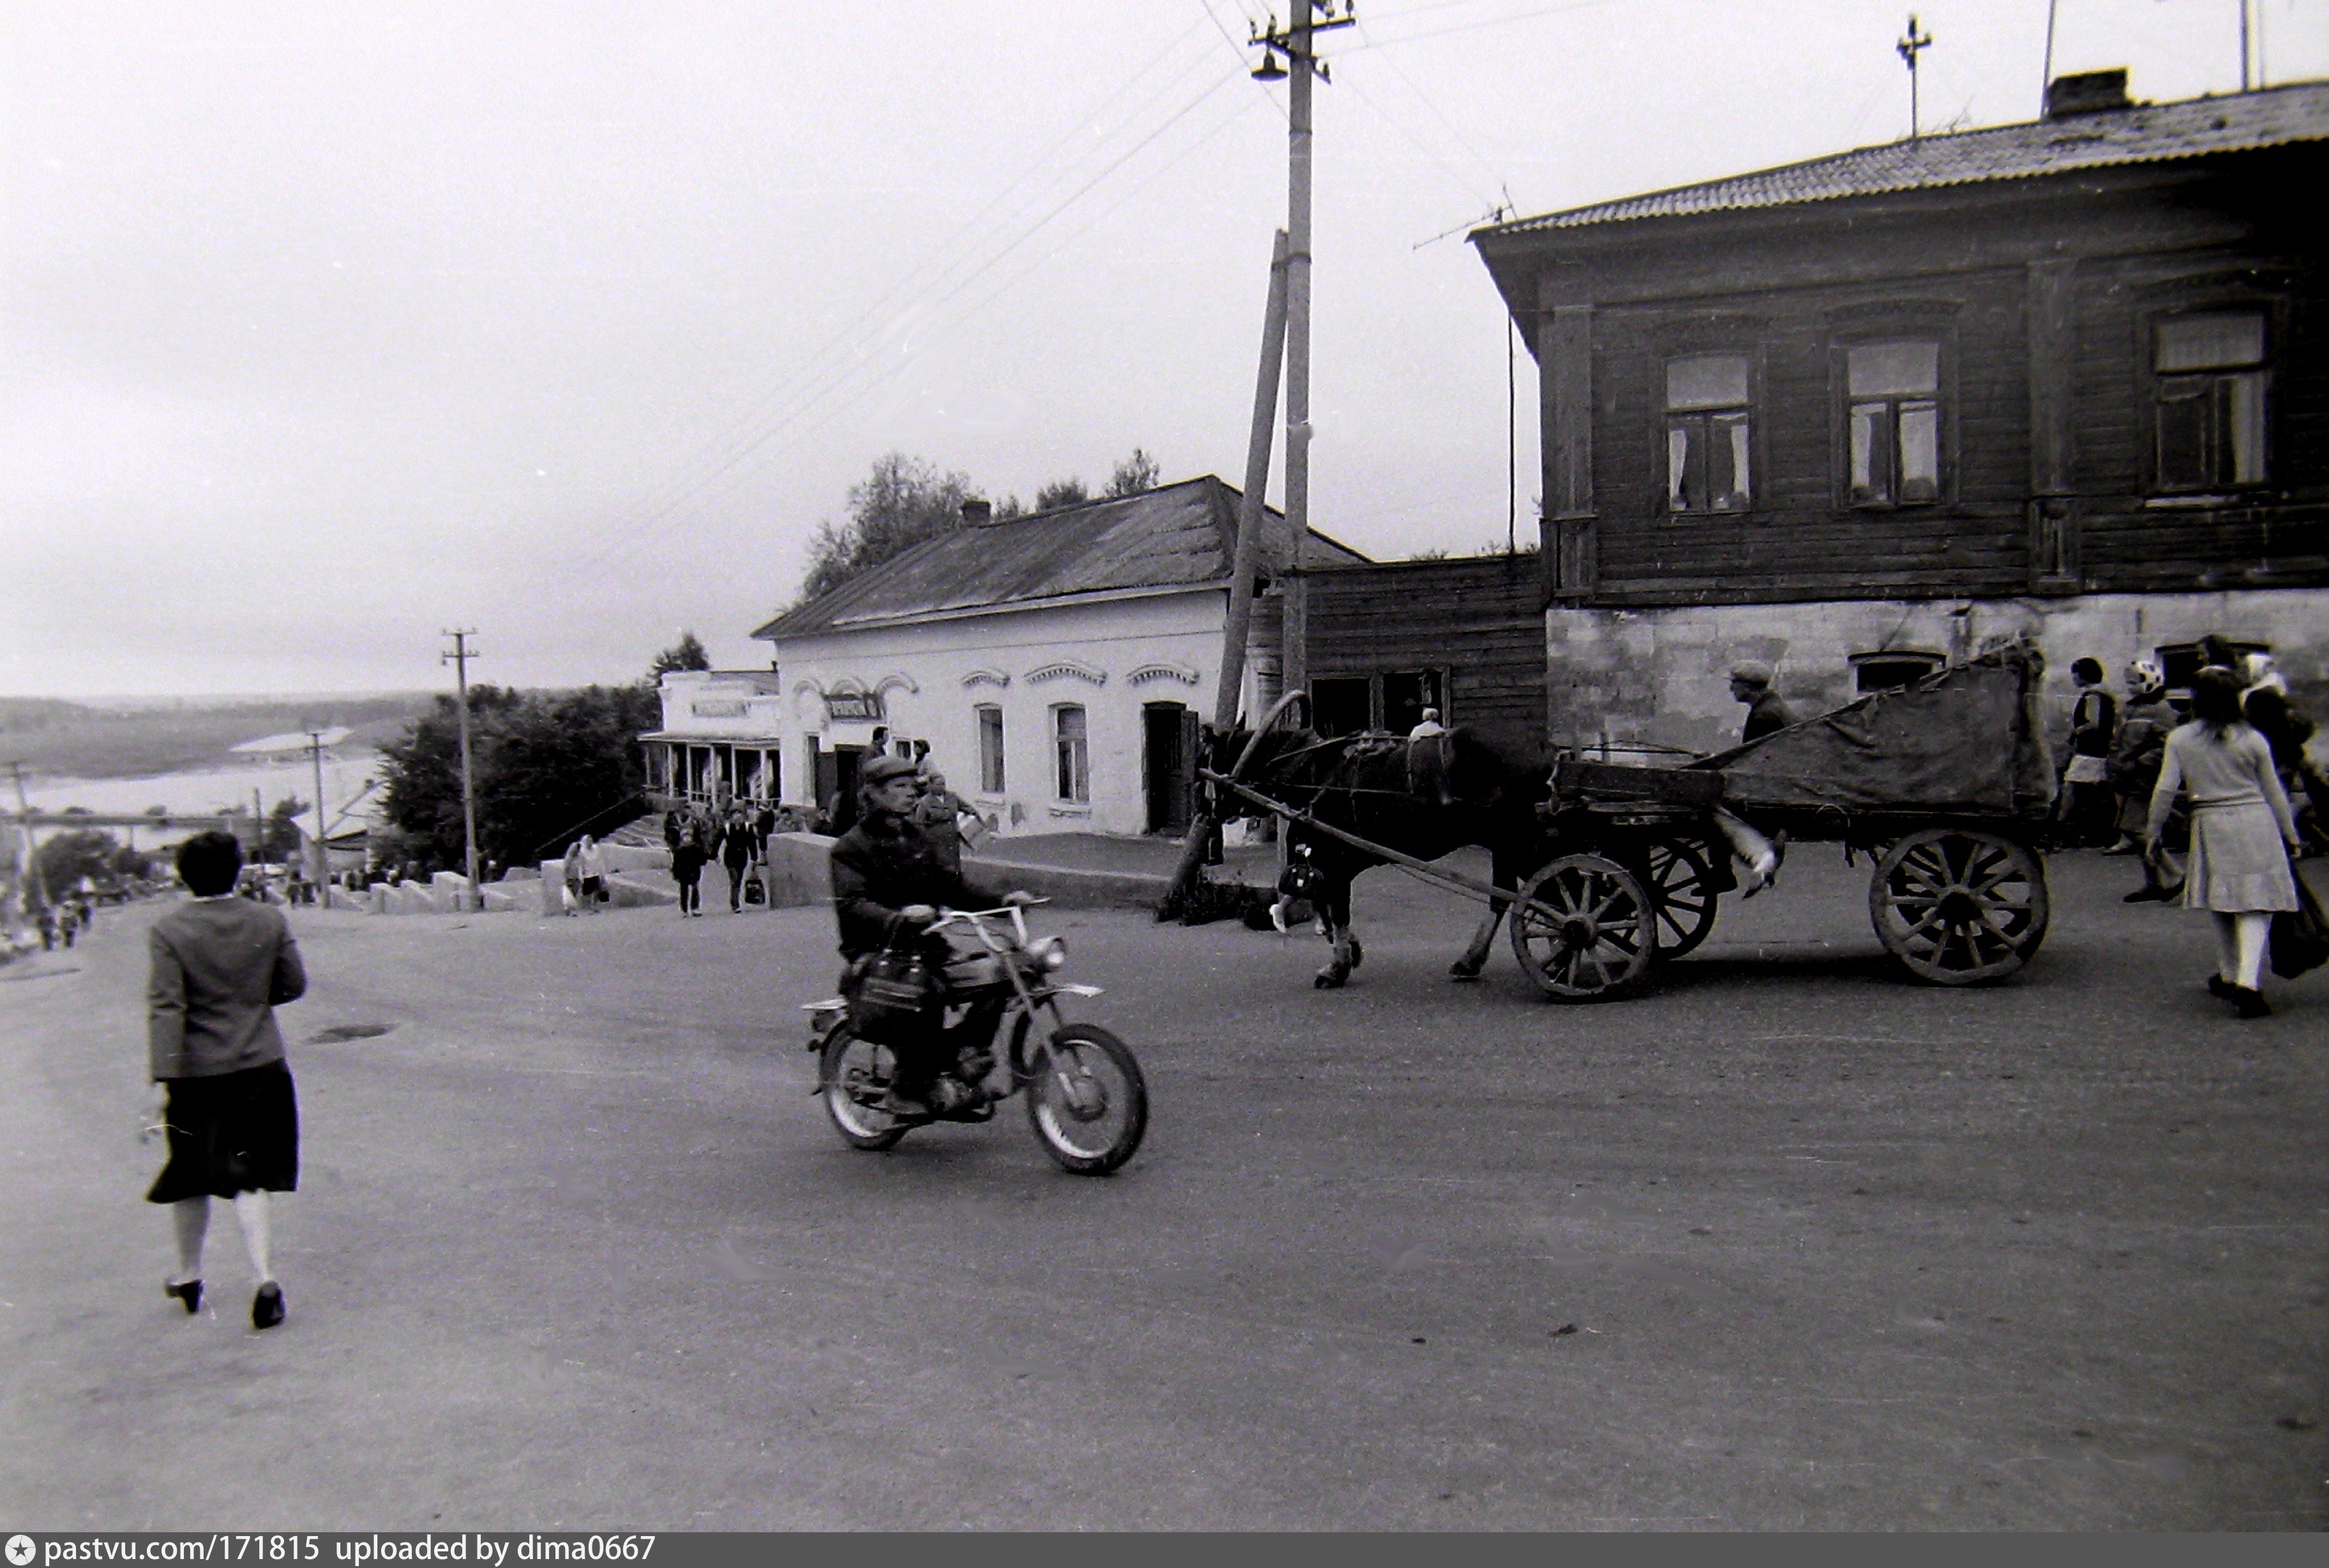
xmin=5 ymin=0 xmax=2323 ymax=698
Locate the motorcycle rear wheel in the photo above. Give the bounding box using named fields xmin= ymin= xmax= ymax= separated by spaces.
xmin=818 ymin=1024 xmax=908 ymax=1151
xmin=1025 ymin=1024 xmax=1146 ymax=1175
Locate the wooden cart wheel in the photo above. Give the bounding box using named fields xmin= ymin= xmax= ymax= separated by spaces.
xmin=1868 ymin=828 xmax=2049 ymax=986
xmin=1644 ymin=838 xmax=1719 ymax=958
xmin=1509 ymin=854 xmax=1655 ymax=1002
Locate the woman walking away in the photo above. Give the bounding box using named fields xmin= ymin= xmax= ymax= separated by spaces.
xmin=2148 ymin=668 xmax=2303 ymax=1018
xmin=670 ymin=816 xmax=708 ymax=918
xmin=146 ymin=830 xmax=306 ymax=1329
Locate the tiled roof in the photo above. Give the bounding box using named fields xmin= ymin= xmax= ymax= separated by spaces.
xmin=752 ymin=476 xmax=1368 ymax=642
xmin=1476 ymin=80 xmax=2329 ymax=237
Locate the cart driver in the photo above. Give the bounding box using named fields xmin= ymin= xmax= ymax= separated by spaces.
xmin=1729 ymin=660 xmax=1798 ymax=744
xmin=829 ymin=753 xmax=1034 ymax=1116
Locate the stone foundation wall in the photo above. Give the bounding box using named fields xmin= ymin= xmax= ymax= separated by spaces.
xmin=1545 ymin=589 xmax=2329 ymax=761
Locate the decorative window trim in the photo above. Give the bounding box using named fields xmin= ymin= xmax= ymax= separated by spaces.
xmin=875 ymin=672 xmax=919 ymax=697
xmin=961 ymin=668 xmax=1011 ymax=690
xmin=1126 ymin=660 xmax=1200 ymax=688
xmin=1026 ymin=660 xmax=1106 ymax=687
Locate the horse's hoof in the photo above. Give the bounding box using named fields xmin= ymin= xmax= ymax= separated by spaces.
xmin=1348 ymin=937 xmax=1364 ymax=969
xmin=1314 ymin=969 xmax=1347 ymax=990
xmin=1448 ymin=963 xmax=1480 ymax=983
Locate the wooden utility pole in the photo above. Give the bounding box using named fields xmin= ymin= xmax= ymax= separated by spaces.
xmin=1162 ymin=230 xmax=1292 ymax=915
xmin=442 ymin=629 xmax=483 ymax=908
xmin=304 ymin=727 xmax=331 ymax=894
xmin=6 ymin=760 xmax=47 ymax=924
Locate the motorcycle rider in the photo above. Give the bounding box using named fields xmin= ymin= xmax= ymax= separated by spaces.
xmin=829 ymin=753 xmax=1034 ymax=1117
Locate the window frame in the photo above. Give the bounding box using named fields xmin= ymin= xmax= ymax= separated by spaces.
xmin=1849 ymin=650 xmax=1945 ymax=694
xmin=1661 ymin=351 xmax=1756 ymax=516
xmin=2146 ymin=306 xmax=2272 ymax=496
xmin=1051 ymin=703 xmax=1090 ymax=805
xmin=974 ymin=704 xmax=1006 ymax=796
xmin=1838 ymin=336 xmax=1947 ymax=509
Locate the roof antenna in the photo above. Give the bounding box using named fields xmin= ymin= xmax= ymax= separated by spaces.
xmin=1897 ymin=13 xmax=1933 ymax=140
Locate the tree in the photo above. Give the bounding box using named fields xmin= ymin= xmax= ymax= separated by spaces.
xmin=260 ymin=797 xmax=308 ymax=864
xmin=33 ymin=829 xmax=119 ymax=896
xmin=797 ymin=452 xmax=979 ymax=603
xmin=1033 ymin=476 xmax=1090 ymax=511
xmin=1105 ymin=448 xmax=1161 ymax=498
xmin=649 ymin=631 xmax=711 ymax=681
xmin=375 ymin=684 xmax=659 ymax=876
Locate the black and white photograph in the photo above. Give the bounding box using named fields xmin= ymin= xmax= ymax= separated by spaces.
xmin=3 ymin=0 xmax=2326 ymax=1535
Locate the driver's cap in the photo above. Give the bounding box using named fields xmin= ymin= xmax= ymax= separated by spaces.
xmin=862 ymin=754 xmax=920 ymax=787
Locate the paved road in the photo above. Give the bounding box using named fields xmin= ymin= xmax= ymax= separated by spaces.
xmin=3 ymin=848 xmax=2323 ymax=1529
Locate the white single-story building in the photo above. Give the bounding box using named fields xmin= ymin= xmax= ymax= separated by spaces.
xmin=641 ymin=668 xmax=788 ymax=811
xmin=748 ymin=476 xmax=1366 ymax=840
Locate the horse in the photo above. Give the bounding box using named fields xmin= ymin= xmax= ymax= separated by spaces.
xmin=1226 ymin=720 xmax=1553 ymax=989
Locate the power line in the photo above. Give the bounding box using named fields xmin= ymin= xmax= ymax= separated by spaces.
xmin=550 ymin=62 xmax=1249 ymax=583
xmin=557 ymin=20 xmax=1231 ymax=569
xmin=538 ymin=61 xmax=1257 ymax=589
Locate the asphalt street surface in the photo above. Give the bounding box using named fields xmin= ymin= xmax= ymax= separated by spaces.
xmin=3 ymin=848 xmax=2324 ymax=1529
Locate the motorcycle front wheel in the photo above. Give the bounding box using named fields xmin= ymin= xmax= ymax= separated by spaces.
xmin=818 ymin=1024 xmax=907 ymax=1151
xmin=1025 ymin=1024 xmax=1147 ymax=1175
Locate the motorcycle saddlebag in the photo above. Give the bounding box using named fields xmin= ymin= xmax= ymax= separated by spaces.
xmin=849 ymin=951 xmax=941 ymax=1044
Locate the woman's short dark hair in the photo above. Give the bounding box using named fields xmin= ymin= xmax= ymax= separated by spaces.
xmin=2189 ymin=667 xmax=2247 ymax=735
xmin=176 ymin=831 xmax=244 ymax=896
xmin=2070 ymin=657 xmax=2104 ymax=683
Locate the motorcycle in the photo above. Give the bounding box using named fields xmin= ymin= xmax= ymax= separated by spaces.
xmin=805 ymin=901 xmax=1147 ymax=1175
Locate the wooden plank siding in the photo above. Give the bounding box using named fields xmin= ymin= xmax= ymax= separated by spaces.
xmin=1477 ymin=147 xmax=2329 ymax=608
xmin=1302 ymin=555 xmax=1548 ymax=756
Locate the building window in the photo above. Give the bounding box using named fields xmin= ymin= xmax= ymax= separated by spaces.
xmin=1052 ymin=705 xmax=1089 ymax=804
xmin=1311 ymin=677 xmax=1371 ymax=738
xmin=1665 ymin=354 xmax=1751 ymax=513
xmin=976 ymin=705 xmax=1005 ymax=794
xmin=1309 ymin=671 xmax=1447 ymax=735
xmin=1846 ymin=340 xmax=1941 ymax=506
xmin=2154 ymin=312 xmax=2267 ymax=492
xmin=1381 ymin=670 xmax=1446 ymax=734
xmin=1850 ymin=651 xmax=1945 ymax=694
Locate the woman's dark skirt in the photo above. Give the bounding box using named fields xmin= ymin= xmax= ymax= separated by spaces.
xmin=146 ymin=1060 xmax=299 ymax=1203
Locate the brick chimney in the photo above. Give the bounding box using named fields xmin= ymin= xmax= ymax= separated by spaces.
xmin=2045 ymin=68 xmax=2130 ymax=119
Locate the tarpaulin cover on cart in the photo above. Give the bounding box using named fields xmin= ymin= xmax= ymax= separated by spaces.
xmin=1692 ymin=642 xmax=2056 ymax=818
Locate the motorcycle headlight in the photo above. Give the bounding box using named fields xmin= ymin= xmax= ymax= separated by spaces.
xmin=1029 ymin=935 xmax=1069 ymax=970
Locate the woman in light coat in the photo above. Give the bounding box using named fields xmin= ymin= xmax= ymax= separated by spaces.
xmin=2148 ymin=667 xmax=2303 ymax=1017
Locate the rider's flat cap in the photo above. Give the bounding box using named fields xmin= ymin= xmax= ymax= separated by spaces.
xmin=1729 ymin=659 xmax=1774 ymax=686
xmin=861 ymin=754 xmax=920 ymax=786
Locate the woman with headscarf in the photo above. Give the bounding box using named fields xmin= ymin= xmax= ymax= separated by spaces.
xmin=2147 ymin=667 xmax=2303 ymax=1017
xmin=2239 ymin=653 xmax=2325 ymax=851
xmin=2107 ymin=661 xmax=2180 ymax=893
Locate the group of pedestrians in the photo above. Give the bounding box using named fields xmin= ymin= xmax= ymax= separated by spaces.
xmin=2067 ymin=636 xmax=2323 ymax=1018
xmin=663 ymin=802 xmax=775 ymax=917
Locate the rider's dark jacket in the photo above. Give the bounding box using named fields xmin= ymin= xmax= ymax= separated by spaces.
xmin=829 ymin=808 xmax=999 ymax=960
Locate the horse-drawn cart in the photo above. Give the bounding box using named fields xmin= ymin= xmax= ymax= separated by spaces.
xmin=1209 ymin=641 xmax=2058 ymax=1004
xmin=1514 ymin=641 xmax=2059 ymax=1000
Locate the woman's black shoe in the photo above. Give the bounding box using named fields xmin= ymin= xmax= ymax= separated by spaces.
xmin=2231 ymin=986 xmax=2273 ymax=1019
xmin=165 ymin=1278 xmax=202 ymax=1315
xmin=2206 ymin=975 xmax=2236 ymax=1000
xmin=251 ymin=1282 xmax=285 ymax=1329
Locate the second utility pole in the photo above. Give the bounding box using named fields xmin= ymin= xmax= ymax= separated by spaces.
xmin=442 ymin=629 xmax=483 ymax=909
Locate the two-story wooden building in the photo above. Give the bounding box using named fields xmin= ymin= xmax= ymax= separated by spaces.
xmin=1472 ymin=74 xmax=2328 ymax=755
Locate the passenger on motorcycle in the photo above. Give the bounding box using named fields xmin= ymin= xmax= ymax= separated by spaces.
xmin=829 ymin=753 xmax=1034 ymax=1117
